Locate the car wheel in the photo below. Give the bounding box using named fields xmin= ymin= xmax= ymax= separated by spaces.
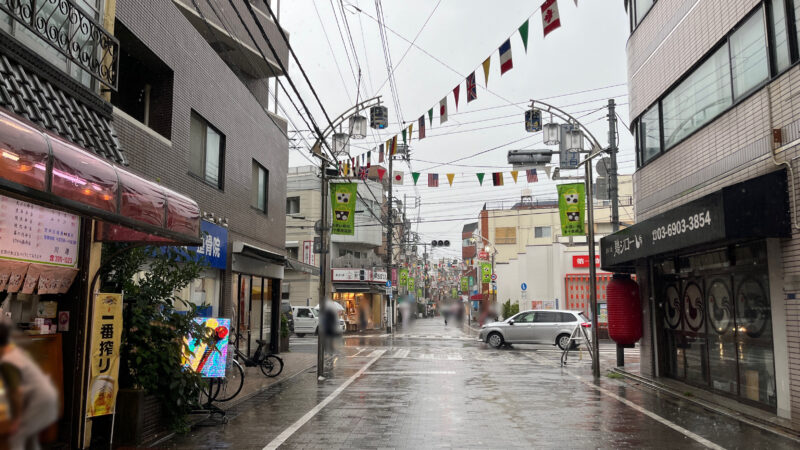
xmin=296 ymin=333 xmax=305 ymax=338
xmin=556 ymin=333 xmax=572 ymax=351
xmin=487 ymin=332 xmax=504 ymax=348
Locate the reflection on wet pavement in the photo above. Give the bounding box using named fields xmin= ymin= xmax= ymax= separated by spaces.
xmin=164 ymin=318 xmax=799 ymax=449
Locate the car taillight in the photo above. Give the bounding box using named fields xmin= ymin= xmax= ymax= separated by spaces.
xmin=581 ymin=322 xmax=591 ymax=328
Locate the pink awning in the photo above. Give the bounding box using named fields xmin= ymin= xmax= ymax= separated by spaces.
xmin=0 ymin=108 xmax=200 ymax=245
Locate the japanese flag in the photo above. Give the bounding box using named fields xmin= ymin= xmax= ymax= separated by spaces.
xmin=541 ymin=0 xmax=561 ymax=37
xmin=393 ymin=171 xmax=404 ymax=185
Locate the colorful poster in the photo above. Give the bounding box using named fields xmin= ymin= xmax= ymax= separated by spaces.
xmin=399 ymin=268 xmax=409 ymax=286
xmin=330 ymin=183 xmax=358 ymax=235
xmin=183 ymin=318 xmax=230 ymax=378
xmin=87 ymin=293 xmax=123 ymax=417
xmin=557 ymin=183 xmax=586 ymax=237
xmin=460 ymin=276 xmax=469 ymax=292
xmin=481 ymin=263 xmax=492 ymax=283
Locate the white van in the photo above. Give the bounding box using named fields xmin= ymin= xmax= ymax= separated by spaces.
xmin=292 ymin=306 xmax=319 ymax=337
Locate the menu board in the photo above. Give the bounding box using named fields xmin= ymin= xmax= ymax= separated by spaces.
xmin=0 ymin=195 xmax=80 ymax=268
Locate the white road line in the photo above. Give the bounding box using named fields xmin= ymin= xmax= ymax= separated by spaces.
xmin=364 ymin=371 xmax=456 ymax=375
xmin=525 ymin=352 xmax=724 ymax=450
xmin=262 ymin=349 xmax=386 ymax=450
xmin=351 ymin=348 xmax=367 ymax=357
xmin=390 ymin=349 xmax=409 ymax=359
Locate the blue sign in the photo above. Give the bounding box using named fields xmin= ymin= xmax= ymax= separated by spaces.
xmin=386 ymin=280 xmax=391 ymax=287
xmin=188 ymin=220 xmax=228 ymax=270
xmin=521 ymin=283 xmax=527 ymax=291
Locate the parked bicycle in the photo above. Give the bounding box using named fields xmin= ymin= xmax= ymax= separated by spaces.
xmin=201 ymin=332 xmax=284 ymax=403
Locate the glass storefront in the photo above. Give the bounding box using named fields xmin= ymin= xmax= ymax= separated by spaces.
xmin=232 ymin=273 xmax=274 ymax=358
xmin=332 ymin=292 xmax=382 ymax=331
xmin=654 ymin=241 xmax=776 ymax=409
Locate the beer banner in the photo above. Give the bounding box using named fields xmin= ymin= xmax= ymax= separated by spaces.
xmin=461 ymin=276 xmax=469 ymax=292
xmin=557 ymin=183 xmax=585 ymax=236
xmin=87 ymin=293 xmax=123 ymax=417
xmin=399 ymin=268 xmax=409 ymax=287
xmin=481 ymin=263 xmax=492 ymax=283
xmin=330 ymin=183 xmax=358 ymax=235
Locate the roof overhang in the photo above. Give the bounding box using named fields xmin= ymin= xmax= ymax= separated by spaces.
xmin=233 ymin=241 xmax=286 ymax=263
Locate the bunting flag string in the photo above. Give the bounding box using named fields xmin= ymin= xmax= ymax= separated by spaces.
xmin=378 ymin=144 xmax=384 ymax=163
xmin=453 ymin=85 xmax=460 ymax=111
xmin=412 ymin=172 xmax=421 ymax=185
xmin=402 ymin=128 xmax=407 ymax=144
xmin=510 ymin=170 xmax=519 ymax=183
xmin=377 ymin=167 xmax=386 ymax=181
xmin=476 ymin=173 xmax=485 ymax=186
xmin=492 ymin=172 xmax=504 ymax=186
xmin=408 ymin=123 xmax=413 ymax=141
xmin=440 ymin=97 xmax=448 ymax=124
xmin=482 ymin=57 xmax=491 ymax=87
xmin=446 ymin=173 xmax=455 ymax=186
xmin=466 ymin=72 xmax=477 ymax=103
xmin=428 ymin=173 xmax=439 ymax=187
xmin=527 ymin=168 xmax=539 ymax=182
xmin=541 ymin=0 xmax=561 ymax=37
xmin=428 ymin=108 xmax=433 ymax=127
xmin=499 ymin=39 xmax=513 ymax=75
xmin=519 ymin=19 xmax=530 ymax=53
xmin=418 ymin=116 xmax=426 ymax=139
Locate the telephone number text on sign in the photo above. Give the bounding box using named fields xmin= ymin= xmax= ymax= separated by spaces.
xmin=652 ymin=211 xmax=712 ymax=242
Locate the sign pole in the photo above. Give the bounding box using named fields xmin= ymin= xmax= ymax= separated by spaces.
xmin=586 ymin=159 xmax=600 ymax=379
xmin=317 ymin=162 xmax=328 ymax=378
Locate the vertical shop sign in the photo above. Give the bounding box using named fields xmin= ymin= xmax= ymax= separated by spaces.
xmin=330 ymin=183 xmax=358 ymax=235
xmin=557 ymin=183 xmax=585 ymax=236
xmin=480 ymin=263 xmax=492 ymax=283
xmin=399 ymin=268 xmax=409 ymax=286
xmin=87 ymin=293 xmax=123 ymax=417
xmin=408 ymin=277 xmax=415 ymax=291
xmin=460 ymin=276 xmax=469 ymax=293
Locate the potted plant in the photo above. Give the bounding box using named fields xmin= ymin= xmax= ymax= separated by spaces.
xmin=280 ymin=314 xmax=290 ymax=352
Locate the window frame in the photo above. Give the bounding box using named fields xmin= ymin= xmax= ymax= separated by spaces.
xmin=633 ymin=3 xmax=780 ymax=169
xmin=286 ymin=196 xmax=300 ymax=215
xmin=189 ymin=111 xmax=226 ymax=190
xmin=534 ymin=226 xmax=552 ymax=239
xmin=252 ymin=160 xmax=269 ymax=214
xmin=629 ymin=0 xmax=657 ymax=33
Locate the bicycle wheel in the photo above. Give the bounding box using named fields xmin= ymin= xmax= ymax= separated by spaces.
xmin=200 ymin=378 xmax=221 ymax=403
xmin=260 ymin=354 xmax=284 ymax=377
xmin=215 ymin=359 xmax=245 ymax=402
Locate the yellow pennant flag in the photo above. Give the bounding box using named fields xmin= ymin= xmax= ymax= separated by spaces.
xmin=510 ymin=170 xmax=519 ymax=183
xmin=408 ymin=123 xmax=413 ymax=141
xmin=482 ymin=57 xmax=491 ymax=87
xmin=446 ymin=173 xmax=455 ymax=186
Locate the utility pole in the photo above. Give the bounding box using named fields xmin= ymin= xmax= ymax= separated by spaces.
xmin=586 ymin=159 xmax=600 ymax=379
xmin=607 ymin=98 xmax=624 ymax=368
xmin=316 ymin=163 xmax=329 ymax=378
xmin=385 ymin=151 xmax=393 ymax=334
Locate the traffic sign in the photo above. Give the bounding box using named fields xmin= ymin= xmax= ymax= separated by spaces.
xmin=491 ymin=273 xmax=497 ymax=281
xmin=386 ymin=280 xmax=391 ymax=287
xmin=521 ymin=282 xmax=527 ymax=291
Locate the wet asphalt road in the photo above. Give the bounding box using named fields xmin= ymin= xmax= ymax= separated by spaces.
xmin=164 ymin=317 xmax=799 ymax=449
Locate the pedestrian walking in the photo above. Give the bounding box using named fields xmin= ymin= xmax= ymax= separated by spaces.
xmin=0 ymin=321 xmax=58 ymax=450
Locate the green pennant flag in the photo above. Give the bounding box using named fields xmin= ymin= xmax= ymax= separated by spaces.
xmin=330 ymin=183 xmax=358 ymax=235
xmin=476 ymin=173 xmax=485 ymax=185
xmin=428 ymin=108 xmax=433 ymax=126
xmin=402 ymin=128 xmax=407 ymax=144
xmin=519 ymin=19 xmax=530 ymax=53
xmin=412 ymin=172 xmax=421 ymax=185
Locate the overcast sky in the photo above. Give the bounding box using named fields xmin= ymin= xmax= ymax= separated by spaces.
xmin=280 ymin=0 xmax=633 ymax=261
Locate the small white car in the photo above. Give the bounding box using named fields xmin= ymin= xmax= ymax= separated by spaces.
xmin=292 ymin=306 xmax=319 ymax=337
xmin=478 ymin=309 xmax=591 ymax=350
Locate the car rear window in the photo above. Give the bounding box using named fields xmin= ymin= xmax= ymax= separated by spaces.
xmin=578 ymin=312 xmax=589 ymax=322
xmin=560 ymin=312 xmax=577 ymax=322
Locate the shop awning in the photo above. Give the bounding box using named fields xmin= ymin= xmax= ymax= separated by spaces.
xmin=0 ymin=109 xmax=201 ymax=245
xmin=285 ymin=258 xmax=320 ymax=276
xmin=233 ymin=241 xmax=286 ymax=263
xmin=601 ymin=170 xmax=791 ymax=271
xmin=333 ymin=283 xmax=379 ymax=293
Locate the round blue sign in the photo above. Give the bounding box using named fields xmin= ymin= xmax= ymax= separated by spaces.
xmin=521 ymin=283 xmax=527 ymax=291
xmin=386 ymin=281 xmax=391 ymax=287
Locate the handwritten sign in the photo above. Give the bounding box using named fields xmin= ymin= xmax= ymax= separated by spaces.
xmin=0 ymin=195 xmax=79 ymax=267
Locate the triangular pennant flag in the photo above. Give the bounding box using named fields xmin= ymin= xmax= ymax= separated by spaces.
xmin=391 ymin=135 xmax=398 ymax=155
xmin=492 ymin=172 xmax=504 ymax=186
xmin=453 ymin=85 xmax=460 ymax=111
xmin=541 ymin=0 xmax=562 ymax=37
xmin=418 ymin=116 xmax=426 ymax=139
xmin=446 ymin=173 xmax=455 ymax=186
xmin=367 ymin=151 xmax=371 ymax=167
xmin=386 ymin=138 xmax=391 ymax=156
xmin=482 ymin=57 xmax=491 ymax=87
xmin=379 ymin=144 xmax=385 ymax=163
xmin=428 ymin=108 xmax=433 ymax=126
xmin=412 ymin=172 xmax=421 ymax=185
xmin=476 ymin=173 xmax=485 ymax=186
xmin=402 ymin=128 xmax=407 ymax=144
xmin=377 ymin=167 xmax=386 ymax=181
xmin=510 ymin=170 xmax=519 ymax=183
xmin=544 ymin=166 xmax=553 ymax=179
xmin=440 ymin=97 xmax=448 ymax=124
xmin=519 ymin=19 xmax=530 ymax=53
xmin=499 ymin=39 xmax=513 ymax=75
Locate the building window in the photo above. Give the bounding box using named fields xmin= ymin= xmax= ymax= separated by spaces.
xmin=770 ymin=0 xmax=791 ymax=73
xmin=286 ymin=247 xmax=298 ymax=259
xmin=462 ymin=238 xmax=473 ymax=247
xmin=286 ymin=196 xmax=300 ymax=215
xmin=628 ymin=0 xmax=656 ymax=32
xmin=639 ymin=106 xmax=661 ymax=163
xmin=662 ymin=45 xmax=732 ymax=149
xmin=189 ymin=112 xmax=224 ymax=188
xmin=111 ymin=21 xmax=174 ymax=139
xmin=252 ymin=161 xmax=268 ymax=212
xmin=730 ymin=8 xmax=769 ymax=99
xmin=534 ymin=226 xmax=551 ymax=238
xmin=495 ymin=227 xmax=516 ymax=244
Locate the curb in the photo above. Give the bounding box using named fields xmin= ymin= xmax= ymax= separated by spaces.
xmin=609 ymin=367 xmax=800 ymax=443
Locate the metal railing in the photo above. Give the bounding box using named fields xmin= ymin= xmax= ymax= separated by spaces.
xmin=1 ymin=0 xmax=120 ymax=90
xmin=330 ymin=254 xmax=383 ymax=269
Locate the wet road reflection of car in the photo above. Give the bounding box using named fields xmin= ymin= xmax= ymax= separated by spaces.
xmin=478 ymin=309 xmax=591 ymax=350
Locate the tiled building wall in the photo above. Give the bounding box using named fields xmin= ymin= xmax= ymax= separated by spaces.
xmin=113 ymin=0 xmax=289 ymax=312
xmin=628 ymin=0 xmax=800 ymax=425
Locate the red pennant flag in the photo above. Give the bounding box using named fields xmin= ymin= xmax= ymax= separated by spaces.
xmin=453 ymin=85 xmax=460 ymax=111
xmin=377 ymin=167 xmax=386 ymax=181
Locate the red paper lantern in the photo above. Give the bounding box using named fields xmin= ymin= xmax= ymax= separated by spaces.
xmin=607 ymin=274 xmax=642 ymax=345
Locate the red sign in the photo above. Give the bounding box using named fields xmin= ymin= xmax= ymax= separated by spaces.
xmin=572 ymin=255 xmax=600 ymax=268
xmin=478 ymin=251 xmax=489 ymax=260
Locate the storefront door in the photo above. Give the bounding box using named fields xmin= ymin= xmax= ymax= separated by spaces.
xmin=654 ymin=242 xmax=776 ymax=409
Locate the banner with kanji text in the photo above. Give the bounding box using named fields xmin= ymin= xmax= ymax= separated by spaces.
xmin=480 ymin=263 xmax=492 ymax=283
xmin=87 ymin=293 xmax=123 ymax=417
xmin=330 ymin=183 xmax=358 ymax=235
xmin=557 ymin=183 xmax=585 ymax=236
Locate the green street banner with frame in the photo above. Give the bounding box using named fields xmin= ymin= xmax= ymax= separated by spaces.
xmin=460 ymin=276 xmax=469 ymax=292
xmin=480 ymin=263 xmax=491 ymax=283
xmin=399 ymin=268 xmax=409 ymax=286
xmin=408 ymin=277 xmax=415 ymax=291
xmin=330 ymin=183 xmax=358 ymax=235
xmin=557 ymin=183 xmax=585 ymax=237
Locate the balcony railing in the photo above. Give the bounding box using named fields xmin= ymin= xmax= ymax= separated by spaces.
xmin=1 ymin=0 xmax=120 ymax=90
xmin=331 ymin=254 xmax=383 ymax=269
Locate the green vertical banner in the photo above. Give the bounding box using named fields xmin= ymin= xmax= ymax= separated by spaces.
xmin=557 ymin=182 xmax=586 ymax=237
xmin=330 ymin=183 xmax=358 ymax=235
xmin=399 ymin=268 xmax=409 ymax=286
xmin=408 ymin=277 xmax=415 ymax=291
xmin=417 ymin=288 xmax=423 ymax=298
xmin=451 ymin=288 xmax=457 ymax=298
xmin=460 ymin=276 xmax=469 ymax=293
xmin=480 ymin=263 xmax=492 ymax=283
